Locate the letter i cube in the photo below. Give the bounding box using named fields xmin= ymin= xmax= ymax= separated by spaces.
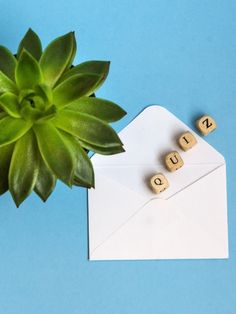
xmin=178 ymin=132 xmax=197 ymax=151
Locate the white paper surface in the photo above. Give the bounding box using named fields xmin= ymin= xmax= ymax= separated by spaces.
xmin=88 ymin=106 xmax=228 ymax=260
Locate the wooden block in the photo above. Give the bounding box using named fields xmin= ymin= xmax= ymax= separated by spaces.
xmin=178 ymin=131 xmax=197 ymax=151
xmin=196 ymin=115 xmax=217 ymax=135
xmin=150 ymin=173 xmax=169 ymax=194
xmin=164 ymin=151 xmax=184 ymax=172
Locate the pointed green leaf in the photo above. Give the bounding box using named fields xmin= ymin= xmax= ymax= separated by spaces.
xmin=36 ymin=105 xmax=57 ymax=123
xmin=33 ymin=122 xmax=76 ymax=185
xmin=40 ymin=32 xmax=76 ymax=87
xmin=79 ymin=139 xmax=125 ymax=155
xmin=61 ymin=131 xmax=94 ymax=187
xmin=16 ymin=49 xmax=43 ymax=89
xmin=0 ymin=71 xmax=18 ymax=94
xmin=34 ymin=155 xmax=56 ymax=201
xmin=73 ymin=177 xmax=92 ymax=188
xmin=0 ymin=111 xmax=7 ymax=119
xmin=9 ymin=131 xmax=39 ymax=207
xmin=20 ymin=102 xmax=43 ymax=122
xmin=17 ymin=28 xmax=42 ymax=61
xmin=0 ymin=117 xmax=32 ymax=147
xmin=67 ymin=97 xmax=126 ymax=122
xmin=0 ymin=143 xmax=15 ymax=195
xmin=34 ymin=83 xmax=53 ymax=106
xmin=53 ymin=110 xmax=123 ymax=148
xmin=57 ymin=61 xmax=110 ymax=89
xmin=0 ymin=92 xmax=21 ymax=118
xmin=53 ymin=73 xmax=102 ymax=108
xmin=0 ymin=46 xmax=17 ymax=81
xmin=18 ymin=88 xmax=35 ymax=103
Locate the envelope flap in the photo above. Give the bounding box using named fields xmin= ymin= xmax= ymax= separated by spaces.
xmin=92 ymin=106 xmax=225 ymax=199
xmin=92 ymin=106 xmax=225 ymax=166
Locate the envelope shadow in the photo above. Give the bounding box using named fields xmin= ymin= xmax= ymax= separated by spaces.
xmin=86 ymin=190 xmax=91 ymax=260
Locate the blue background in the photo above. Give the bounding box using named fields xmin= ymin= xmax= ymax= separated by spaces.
xmin=0 ymin=1 xmax=236 ymax=313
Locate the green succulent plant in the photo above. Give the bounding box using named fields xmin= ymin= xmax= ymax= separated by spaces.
xmin=0 ymin=28 xmax=126 ymax=207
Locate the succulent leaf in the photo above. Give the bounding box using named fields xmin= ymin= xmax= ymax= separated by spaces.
xmin=0 ymin=111 xmax=7 ymax=120
xmin=53 ymin=73 xmax=103 ymax=108
xmin=53 ymin=110 xmax=123 ymax=148
xmin=34 ymin=155 xmax=56 ymax=201
xmin=57 ymin=61 xmax=110 ymax=88
xmin=9 ymin=130 xmax=39 ymax=207
xmin=67 ymin=97 xmax=127 ymax=122
xmin=34 ymin=83 xmax=53 ymax=106
xmin=17 ymin=28 xmax=42 ymax=61
xmin=78 ymin=139 xmax=125 ymax=155
xmin=33 ymin=122 xmax=76 ymax=186
xmin=0 ymin=71 xmax=18 ymax=94
xmin=73 ymin=177 xmax=93 ymax=188
xmin=0 ymin=116 xmax=32 ymax=146
xmin=18 ymin=88 xmax=36 ymax=103
xmin=16 ymin=49 xmax=43 ymax=89
xmin=61 ymin=131 xmax=94 ymax=187
xmin=20 ymin=103 xmax=44 ymax=121
xmin=0 ymin=143 xmax=15 ymax=195
xmin=0 ymin=46 xmax=17 ymax=81
xmin=40 ymin=32 xmax=76 ymax=87
xmin=36 ymin=105 xmax=57 ymax=123
xmin=0 ymin=92 xmax=21 ymax=118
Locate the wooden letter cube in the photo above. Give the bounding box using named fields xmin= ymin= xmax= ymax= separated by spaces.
xmin=150 ymin=173 xmax=169 ymax=194
xmin=178 ymin=131 xmax=197 ymax=151
xmin=164 ymin=151 xmax=184 ymax=172
xmin=196 ymin=115 xmax=217 ymax=135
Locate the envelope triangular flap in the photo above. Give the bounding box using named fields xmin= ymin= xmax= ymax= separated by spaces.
xmin=92 ymin=105 xmax=224 ymax=166
xmin=92 ymin=106 xmax=225 ymax=199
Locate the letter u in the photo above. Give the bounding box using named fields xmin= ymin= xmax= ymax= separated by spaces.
xmin=170 ymin=155 xmax=178 ymax=164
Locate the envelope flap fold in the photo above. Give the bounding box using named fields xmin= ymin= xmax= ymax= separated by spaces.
xmin=92 ymin=106 xmax=225 ymax=166
xmin=92 ymin=106 xmax=225 ymax=199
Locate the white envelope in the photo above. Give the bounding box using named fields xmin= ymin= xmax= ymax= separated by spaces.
xmin=88 ymin=106 xmax=228 ymax=260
